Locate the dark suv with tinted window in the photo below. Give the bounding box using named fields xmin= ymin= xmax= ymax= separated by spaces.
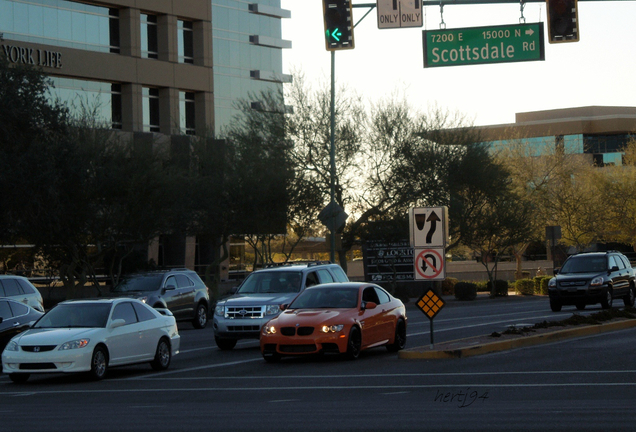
xmin=110 ymin=269 xmax=210 ymax=328
xmin=213 ymin=262 xmax=349 ymax=350
xmin=548 ymin=251 xmax=636 ymax=312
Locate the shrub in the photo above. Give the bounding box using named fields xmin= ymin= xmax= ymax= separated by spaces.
xmin=454 ymin=282 xmax=477 ymax=301
xmin=474 ymin=280 xmax=489 ymax=292
xmin=487 ymin=279 xmax=509 ymax=296
xmin=534 ymin=276 xmax=551 ymax=295
xmin=442 ymin=277 xmax=458 ymax=295
xmin=516 ymin=279 xmax=535 ymax=295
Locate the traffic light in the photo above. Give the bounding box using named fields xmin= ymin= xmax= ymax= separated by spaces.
xmin=546 ymin=0 xmax=579 ymax=43
xmin=322 ymin=0 xmax=355 ymax=51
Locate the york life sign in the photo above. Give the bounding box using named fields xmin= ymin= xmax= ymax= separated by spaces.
xmin=423 ymin=22 xmax=545 ymax=68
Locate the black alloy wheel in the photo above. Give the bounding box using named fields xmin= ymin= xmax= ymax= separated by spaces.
xmin=346 ymin=326 xmax=362 ymax=360
xmin=386 ymin=319 xmax=407 ymax=352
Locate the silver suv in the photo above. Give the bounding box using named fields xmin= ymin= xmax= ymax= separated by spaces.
xmin=213 ymin=262 xmax=349 ymax=350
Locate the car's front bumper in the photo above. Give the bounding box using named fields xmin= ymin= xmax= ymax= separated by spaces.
xmin=548 ymin=286 xmax=606 ymax=305
xmin=213 ymin=316 xmax=270 ymax=340
xmin=2 ymin=345 xmax=94 ymax=375
xmin=260 ymin=330 xmax=349 ymax=356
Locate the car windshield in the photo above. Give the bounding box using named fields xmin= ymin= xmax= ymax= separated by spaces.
xmin=33 ymin=303 xmax=112 ymax=328
xmin=289 ymin=287 xmax=359 ymax=309
xmin=112 ymin=274 xmax=163 ymax=293
xmin=560 ymin=256 xmax=608 ymax=274
xmin=237 ymin=271 xmax=303 ymax=294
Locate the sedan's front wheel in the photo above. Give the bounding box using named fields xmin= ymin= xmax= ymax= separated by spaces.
xmin=90 ymin=346 xmax=108 ymax=380
xmin=9 ymin=373 xmax=29 ymax=383
xmin=346 ymin=326 xmax=361 ymax=360
xmin=151 ymin=338 xmax=171 ymax=371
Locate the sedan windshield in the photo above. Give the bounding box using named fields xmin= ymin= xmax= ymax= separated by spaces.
xmin=560 ymin=256 xmax=607 ymax=274
xmin=238 ymin=271 xmax=303 ymax=294
xmin=34 ymin=303 xmax=112 ymax=328
xmin=112 ymin=274 xmax=163 ymax=293
xmin=289 ymin=287 xmax=359 ymax=309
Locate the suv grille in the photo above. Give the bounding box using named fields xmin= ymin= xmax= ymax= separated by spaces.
xmin=226 ymin=306 xmax=264 ymax=319
xmin=558 ymin=280 xmax=588 ymax=288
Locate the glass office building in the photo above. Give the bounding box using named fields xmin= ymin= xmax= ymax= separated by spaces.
xmin=0 ymin=0 xmax=291 ymax=272
xmin=479 ymin=106 xmax=636 ymax=167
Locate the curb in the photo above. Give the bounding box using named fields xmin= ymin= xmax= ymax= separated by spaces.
xmin=398 ymin=319 xmax=636 ymax=359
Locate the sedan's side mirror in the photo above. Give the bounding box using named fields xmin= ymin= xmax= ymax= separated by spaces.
xmin=362 ymin=301 xmax=377 ymax=311
xmin=109 ymin=319 xmax=126 ymax=329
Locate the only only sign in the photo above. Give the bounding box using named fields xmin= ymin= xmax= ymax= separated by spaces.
xmin=414 ymin=248 xmax=445 ymax=280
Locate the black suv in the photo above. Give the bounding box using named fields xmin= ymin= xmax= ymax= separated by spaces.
xmin=548 ymin=251 xmax=636 ymax=312
xmin=110 ymin=269 xmax=210 ymax=328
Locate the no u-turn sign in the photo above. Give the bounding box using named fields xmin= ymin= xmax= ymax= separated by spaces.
xmin=414 ymin=248 xmax=445 ymax=280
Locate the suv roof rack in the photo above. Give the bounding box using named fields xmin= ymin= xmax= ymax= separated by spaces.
xmin=263 ymin=260 xmax=332 ymax=269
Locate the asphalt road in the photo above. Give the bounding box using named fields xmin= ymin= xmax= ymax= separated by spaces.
xmin=2 ymin=294 xmax=635 ymax=432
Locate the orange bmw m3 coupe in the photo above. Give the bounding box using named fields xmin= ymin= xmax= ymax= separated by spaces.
xmin=260 ymin=282 xmax=407 ymax=362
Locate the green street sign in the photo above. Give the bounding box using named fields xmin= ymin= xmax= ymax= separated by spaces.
xmin=423 ymin=23 xmax=545 ymax=68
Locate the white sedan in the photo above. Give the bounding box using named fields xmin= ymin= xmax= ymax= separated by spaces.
xmin=2 ymin=298 xmax=180 ymax=383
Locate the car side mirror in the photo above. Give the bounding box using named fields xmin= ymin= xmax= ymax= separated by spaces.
xmin=610 ymin=266 xmax=619 ymax=273
xmin=230 ymin=286 xmax=238 ymax=294
xmin=109 ymin=319 xmax=126 ymax=329
xmin=553 ymin=268 xmax=560 ymax=275
xmin=0 ymin=317 xmax=3 ymax=324
xmin=280 ymin=303 xmax=288 ymax=311
xmin=362 ymin=301 xmax=377 ymax=311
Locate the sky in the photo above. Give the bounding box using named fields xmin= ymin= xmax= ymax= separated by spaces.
xmin=280 ymin=0 xmax=636 ymax=127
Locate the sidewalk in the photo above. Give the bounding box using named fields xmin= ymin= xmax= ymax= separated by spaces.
xmin=399 ymin=317 xmax=636 ymax=360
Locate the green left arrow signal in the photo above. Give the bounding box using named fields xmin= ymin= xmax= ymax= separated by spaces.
xmin=327 ymin=28 xmax=342 ymax=41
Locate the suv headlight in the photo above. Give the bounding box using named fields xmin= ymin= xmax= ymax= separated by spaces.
xmin=265 ymin=304 xmax=280 ymax=316
xmin=214 ymin=304 xmax=225 ymax=317
xmin=590 ymin=277 xmax=604 ymax=287
xmin=548 ymin=278 xmax=556 ymax=288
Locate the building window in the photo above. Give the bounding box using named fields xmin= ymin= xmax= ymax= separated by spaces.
xmin=178 ymin=20 xmax=194 ymax=64
xmin=111 ymin=84 xmax=122 ymax=129
xmin=47 ymin=77 xmax=120 ymax=129
xmin=141 ymin=13 xmax=158 ymax=59
xmin=142 ymin=87 xmax=160 ymax=132
xmin=0 ymin=0 xmax=120 ymax=53
xmin=180 ymin=91 xmax=195 ymax=135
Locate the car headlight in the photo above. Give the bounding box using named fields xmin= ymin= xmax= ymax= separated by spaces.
xmin=265 ymin=304 xmax=280 ymax=316
xmin=590 ymin=277 xmax=604 ymax=287
xmin=59 ymin=339 xmax=90 ymax=350
xmin=263 ymin=325 xmax=277 ymax=335
xmin=5 ymin=340 xmax=18 ymax=351
xmin=548 ymin=278 xmax=556 ymax=288
xmin=320 ymin=325 xmax=344 ymax=333
xmin=215 ymin=304 xmax=225 ymax=317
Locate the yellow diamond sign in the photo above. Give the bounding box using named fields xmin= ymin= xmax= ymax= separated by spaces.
xmin=417 ymin=289 xmax=445 ymax=320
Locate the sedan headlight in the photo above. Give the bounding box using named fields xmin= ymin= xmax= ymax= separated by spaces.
xmin=320 ymin=325 xmax=344 ymax=333
xmin=590 ymin=277 xmax=604 ymax=287
xmin=5 ymin=340 xmax=18 ymax=351
xmin=59 ymin=339 xmax=90 ymax=350
xmin=214 ymin=304 xmax=225 ymax=317
xmin=265 ymin=304 xmax=280 ymax=316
